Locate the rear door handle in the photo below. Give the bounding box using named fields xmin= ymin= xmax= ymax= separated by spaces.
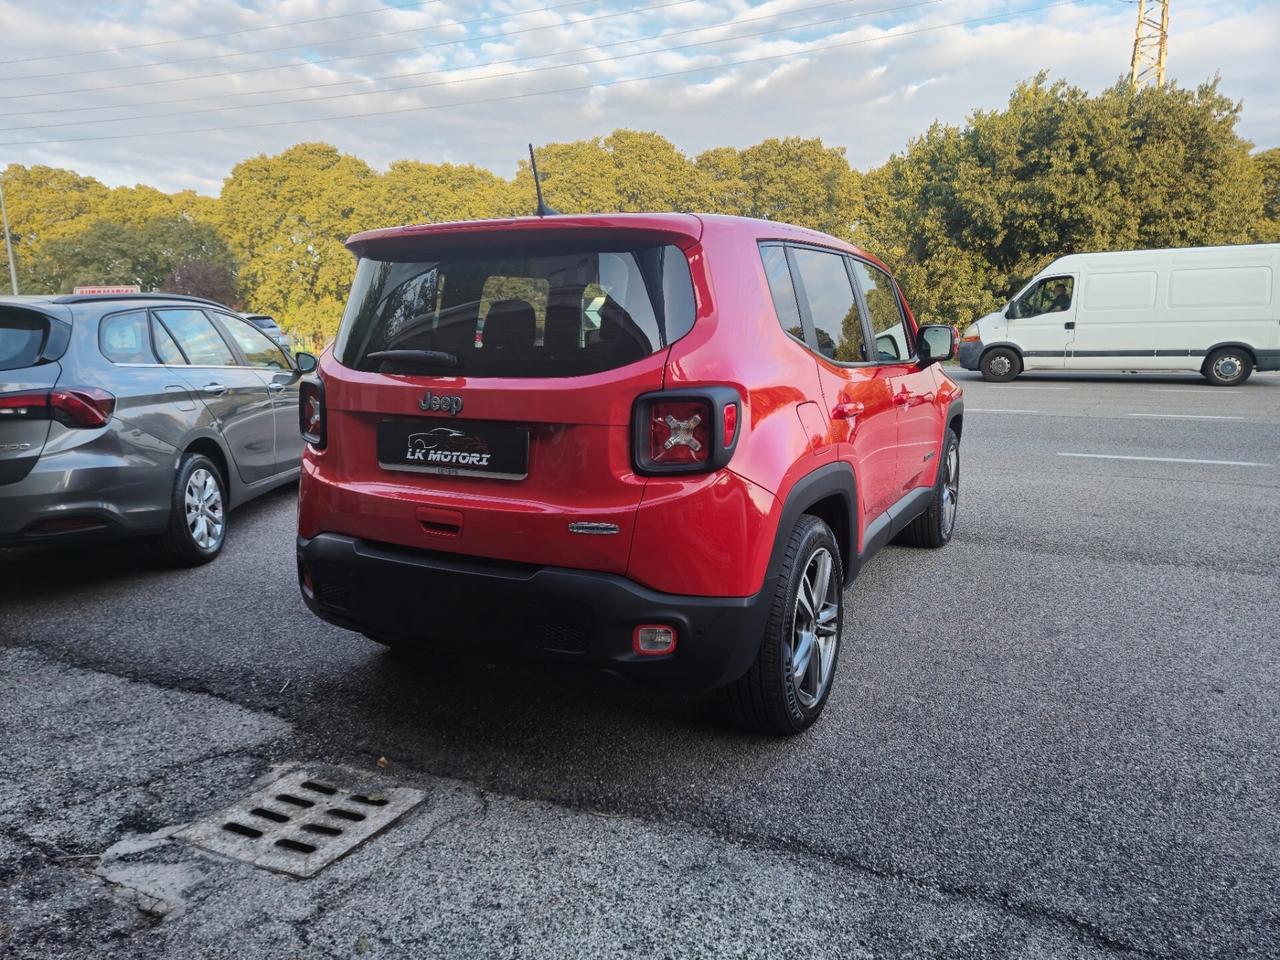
xmin=892 ymin=394 xmax=912 ymax=406
xmin=202 ymin=383 xmax=227 ymax=396
xmin=267 ymin=382 xmax=285 ymax=393
xmin=831 ymin=402 xmax=864 ymax=420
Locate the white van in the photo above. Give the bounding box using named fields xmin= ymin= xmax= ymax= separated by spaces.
xmin=958 ymin=244 xmax=1280 ymax=385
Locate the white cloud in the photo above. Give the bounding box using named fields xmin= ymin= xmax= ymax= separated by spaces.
xmin=0 ymin=0 xmax=1273 ymax=196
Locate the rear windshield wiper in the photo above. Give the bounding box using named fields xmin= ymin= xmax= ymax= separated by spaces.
xmin=365 ymin=349 xmax=459 ymax=371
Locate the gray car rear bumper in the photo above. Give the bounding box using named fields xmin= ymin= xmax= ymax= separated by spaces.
xmin=0 ymin=422 xmax=174 ymax=543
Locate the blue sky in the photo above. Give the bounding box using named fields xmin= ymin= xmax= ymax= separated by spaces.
xmin=0 ymin=0 xmax=1274 ymax=194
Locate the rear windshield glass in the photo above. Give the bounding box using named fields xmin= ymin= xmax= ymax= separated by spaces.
xmin=335 ymin=243 xmax=696 ymax=377
xmin=0 ymin=310 xmax=48 ymax=371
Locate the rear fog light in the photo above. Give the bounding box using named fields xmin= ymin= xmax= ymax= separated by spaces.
xmin=633 ymin=625 xmax=677 ymax=655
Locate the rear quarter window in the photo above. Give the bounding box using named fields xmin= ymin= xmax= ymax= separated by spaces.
xmin=335 ymin=243 xmax=696 ymax=378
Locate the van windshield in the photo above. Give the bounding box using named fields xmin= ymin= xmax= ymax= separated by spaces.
xmin=334 ymin=243 xmax=696 ymax=378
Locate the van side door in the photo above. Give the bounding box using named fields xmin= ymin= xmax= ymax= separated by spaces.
xmin=1007 ymin=275 xmax=1076 ymax=368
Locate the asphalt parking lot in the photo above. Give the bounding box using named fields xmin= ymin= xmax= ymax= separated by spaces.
xmin=2 ymin=370 xmax=1278 ymax=960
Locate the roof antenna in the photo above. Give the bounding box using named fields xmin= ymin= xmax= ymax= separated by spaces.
xmin=528 ymin=143 xmax=558 ymax=217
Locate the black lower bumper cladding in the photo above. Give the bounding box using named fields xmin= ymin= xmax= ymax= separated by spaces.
xmin=297 ymin=534 xmax=769 ymax=693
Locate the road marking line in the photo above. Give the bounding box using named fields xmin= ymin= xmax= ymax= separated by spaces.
xmin=1058 ymin=453 xmax=1271 ymax=467
xmin=1151 ymin=388 xmax=1231 ymax=394
xmin=967 ymin=408 xmax=1041 ymax=413
xmin=1127 ymin=414 xmax=1245 ymax=421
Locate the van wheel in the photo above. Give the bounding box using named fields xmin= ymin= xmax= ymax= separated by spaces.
xmin=1202 ymin=347 xmax=1252 ymax=387
xmin=897 ymin=428 xmax=959 ymax=548
xmin=980 ymin=347 xmax=1021 ymax=382
xmin=157 ymin=453 xmax=227 ymax=566
xmin=720 ymin=515 xmax=843 ymax=735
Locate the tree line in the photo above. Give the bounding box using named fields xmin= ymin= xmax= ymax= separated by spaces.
xmin=3 ymin=75 xmax=1276 ymax=351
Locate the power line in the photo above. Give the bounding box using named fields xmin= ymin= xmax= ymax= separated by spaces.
xmin=2 ymin=0 xmax=606 ymax=82
xmin=0 ymin=0 xmax=710 ymax=115
xmin=0 ymin=0 xmax=448 ymax=66
xmin=0 ymin=2 xmax=1075 ymax=148
xmin=0 ymin=0 xmax=694 ymax=101
xmin=1 ymin=0 xmax=946 ymax=132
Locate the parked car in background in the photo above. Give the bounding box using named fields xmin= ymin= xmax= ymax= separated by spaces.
xmin=243 ymin=313 xmax=291 ymax=351
xmin=959 ymin=243 xmax=1280 ymax=385
xmin=295 ymin=213 xmax=963 ymax=734
xmin=0 ymin=293 xmax=316 ymax=564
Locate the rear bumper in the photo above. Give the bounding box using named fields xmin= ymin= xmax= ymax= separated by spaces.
xmin=297 ymin=533 xmax=769 ymax=693
xmin=0 ymin=427 xmax=172 ymax=544
xmin=957 ymin=339 xmax=983 ymax=370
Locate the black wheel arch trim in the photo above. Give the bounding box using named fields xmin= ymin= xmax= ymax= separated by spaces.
xmin=764 ymin=461 xmax=858 ymax=588
xmin=1203 ymin=342 xmax=1261 ymax=365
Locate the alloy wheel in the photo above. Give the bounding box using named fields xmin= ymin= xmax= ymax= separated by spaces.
xmin=989 ymin=355 xmax=1012 ymax=377
xmin=789 ymin=547 xmax=840 ymax=709
xmin=941 ymin=444 xmax=959 ymax=536
xmin=185 ymin=467 xmax=225 ymax=551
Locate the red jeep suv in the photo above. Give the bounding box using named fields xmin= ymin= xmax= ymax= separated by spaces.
xmin=297 ymin=214 xmax=963 ymax=734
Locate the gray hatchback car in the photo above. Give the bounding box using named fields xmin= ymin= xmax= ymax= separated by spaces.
xmin=0 ymin=293 xmax=316 ymax=564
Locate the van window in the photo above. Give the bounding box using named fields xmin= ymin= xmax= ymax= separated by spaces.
xmin=790 ymin=247 xmax=867 ymax=363
xmin=1011 ymin=276 xmax=1073 ymax=318
xmin=1168 ymin=267 xmax=1272 ymax=308
xmin=1083 ymin=272 xmax=1157 ymax=311
xmin=336 ymin=243 xmax=695 ymax=378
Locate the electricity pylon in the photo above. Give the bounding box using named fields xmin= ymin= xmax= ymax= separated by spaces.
xmin=1129 ymin=0 xmax=1170 ymax=87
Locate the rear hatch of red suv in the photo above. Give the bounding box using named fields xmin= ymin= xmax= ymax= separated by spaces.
xmin=301 ymin=215 xmax=703 ymax=575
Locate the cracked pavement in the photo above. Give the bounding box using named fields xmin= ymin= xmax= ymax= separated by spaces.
xmin=1 ymin=371 xmax=1278 ymax=958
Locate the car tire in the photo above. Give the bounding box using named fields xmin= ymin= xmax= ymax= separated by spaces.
xmin=897 ymin=428 xmax=960 ymax=549
xmin=157 ymin=453 xmax=227 ymax=567
xmin=1202 ymin=347 xmax=1253 ymax=387
xmin=721 ymin=515 xmax=844 ymax=736
xmin=980 ymin=347 xmax=1021 ymax=382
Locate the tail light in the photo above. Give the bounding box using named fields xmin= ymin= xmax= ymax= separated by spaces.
xmin=0 ymin=388 xmax=114 ymax=427
xmin=632 ymin=387 xmax=741 ymax=475
xmin=299 ymin=379 xmax=326 ymax=448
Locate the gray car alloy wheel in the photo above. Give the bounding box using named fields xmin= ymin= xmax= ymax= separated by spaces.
xmin=185 ymin=467 xmax=225 ymax=551
xmin=988 ymin=354 xmax=1012 ymax=377
xmin=789 ymin=546 xmax=840 ymax=709
xmin=941 ymin=443 xmax=960 ymax=536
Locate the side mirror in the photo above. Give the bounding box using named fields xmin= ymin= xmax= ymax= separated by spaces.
xmin=916 ymin=325 xmax=956 ymax=368
xmin=295 ymin=351 xmax=318 ymax=374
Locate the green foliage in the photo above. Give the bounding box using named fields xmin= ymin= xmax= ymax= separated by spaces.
xmin=23 ymin=217 xmax=234 ymax=295
xmin=860 ymin=75 xmax=1266 ymax=324
xmin=1 ymin=77 xmax=1273 ymax=342
xmin=1254 ymin=148 xmax=1280 ymax=243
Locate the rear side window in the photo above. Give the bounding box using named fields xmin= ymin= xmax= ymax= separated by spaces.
xmin=760 ymin=244 xmax=804 ymax=342
xmin=99 ymin=311 xmax=154 ymax=364
xmin=0 ymin=310 xmax=47 ymax=371
xmin=849 ymin=261 xmax=910 ymax=362
xmin=155 ymin=309 xmax=236 ymax=366
xmin=152 ymin=318 xmax=186 ymax=364
xmin=335 ymin=243 xmax=696 ymax=378
xmin=790 ymin=248 xmax=867 ymax=363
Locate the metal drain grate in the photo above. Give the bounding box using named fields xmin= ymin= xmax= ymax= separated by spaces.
xmin=176 ymin=768 xmax=425 ymax=878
